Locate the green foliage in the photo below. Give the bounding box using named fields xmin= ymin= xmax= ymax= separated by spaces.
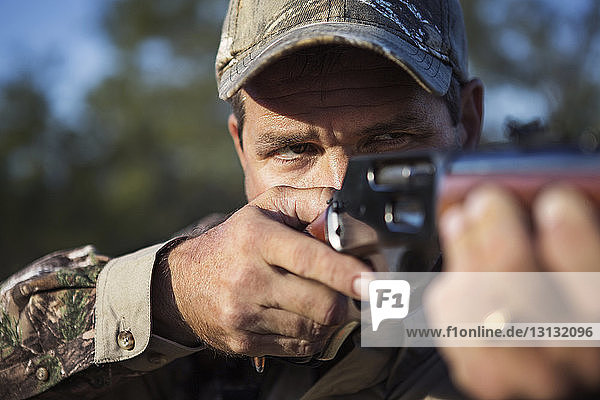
xmin=56 ymin=268 xmax=102 ymax=342
xmin=0 ymin=308 xmax=20 ymax=359
xmin=57 ymin=290 xmax=92 ymax=342
xmin=0 ymin=0 xmax=243 ymax=279
xmin=56 ymin=265 xmax=104 ymax=289
xmin=462 ymin=0 xmax=600 ymax=140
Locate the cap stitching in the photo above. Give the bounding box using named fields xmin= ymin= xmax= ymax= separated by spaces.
xmin=424 ymin=51 xmax=433 ymax=71
xmin=431 ymin=55 xmax=441 ymax=78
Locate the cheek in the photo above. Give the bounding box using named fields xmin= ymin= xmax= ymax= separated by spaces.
xmin=243 ymin=163 xmax=283 ymax=201
xmin=243 ymin=169 xmax=264 ymax=202
xmin=436 ymin=128 xmax=459 ymax=149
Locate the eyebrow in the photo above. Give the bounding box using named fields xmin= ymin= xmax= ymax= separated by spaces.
xmin=358 ymin=113 xmax=435 ymax=138
xmin=253 ymin=129 xmax=321 ymax=158
xmin=252 ymin=111 xmax=435 ymax=158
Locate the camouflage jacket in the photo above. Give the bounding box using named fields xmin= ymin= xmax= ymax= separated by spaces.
xmin=0 ymin=210 xmax=277 ymax=400
xmin=0 ymin=245 xmax=278 ymax=400
xmin=0 ymin=246 xmax=116 ymax=398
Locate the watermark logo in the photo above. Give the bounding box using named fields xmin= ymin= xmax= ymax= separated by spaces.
xmin=369 ymin=279 xmax=411 ymax=331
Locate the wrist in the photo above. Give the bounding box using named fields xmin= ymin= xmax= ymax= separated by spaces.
xmin=151 ymin=237 xmax=201 ymax=347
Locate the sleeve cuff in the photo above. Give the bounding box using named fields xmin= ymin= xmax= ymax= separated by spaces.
xmin=121 ymin=334 xmax=205 ymax=371
xmin=94 ymin=240 xmax=204 ymax=368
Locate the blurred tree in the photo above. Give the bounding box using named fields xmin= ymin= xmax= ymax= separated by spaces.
xmin=81 ymin=0 xmax=244 ymax=256
xmin=462 ymin=0 xmax=600 ymax=141
xmin=1 ymin=0 xmax=243 ymax=279
xmin=0 ymin=78 xmax=109 ymax=276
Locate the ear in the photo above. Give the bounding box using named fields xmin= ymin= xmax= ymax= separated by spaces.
xmin=228 ymin=113 xmax=247 ymax=172
xmin=458 ymin=78 xmax=484 ymax=149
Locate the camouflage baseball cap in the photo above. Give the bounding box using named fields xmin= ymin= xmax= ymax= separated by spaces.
xmin=215 ymin=0 xmax=468 ymax=100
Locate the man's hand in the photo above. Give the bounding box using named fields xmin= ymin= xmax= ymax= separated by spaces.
xmin=428 ymin=184 xmax=600 ymax=399
xmin=154 ymin=186 xmax=371 ymax=357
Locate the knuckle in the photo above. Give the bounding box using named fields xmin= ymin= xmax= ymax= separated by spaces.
xmin=308 ymin=321 xmax=327 ymax=341
xmin=229 ymin=265 xmax=255 ymax=292
xmin=290 ymin=317 xmax=307 ymax=337
xmin=319 ymin=295 xmax=345 ymax=326
xmin=296 ymin=339 xmax=323 ymax=357
xmin=229 ymin=335 xmax=253 ymax=354
xmin=221 ymin=303 xmax=248 ymax=330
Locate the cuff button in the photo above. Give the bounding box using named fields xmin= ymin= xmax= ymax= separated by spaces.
xmin=117 ymin=330 xmax=135 ymax=350
xmin=35 ymin=367 xmax=49 ymax=382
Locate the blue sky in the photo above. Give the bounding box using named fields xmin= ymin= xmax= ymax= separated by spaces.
xmin=0 ymin=0 xmax=115 ymax=123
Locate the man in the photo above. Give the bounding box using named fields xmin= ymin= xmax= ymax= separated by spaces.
xmin=1 ymin=0 xmax=599 ymax=399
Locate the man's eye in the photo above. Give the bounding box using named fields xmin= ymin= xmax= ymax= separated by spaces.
xmin=375 ymin=133 xmax=407 ymax=141
xmin=362 ymin=133 xmax=410 ymax=151
xmin=273 ymin=143 xmax=313 ymax=161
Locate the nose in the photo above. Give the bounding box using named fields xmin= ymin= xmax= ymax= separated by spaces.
xmin=317 ymin=147 xmax=350 ymax=190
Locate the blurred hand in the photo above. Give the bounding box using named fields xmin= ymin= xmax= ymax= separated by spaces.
xmin=428 ymin=184 xmax=600 ymax=399
xmin=154 ymin=186 xmax=370 ymax=357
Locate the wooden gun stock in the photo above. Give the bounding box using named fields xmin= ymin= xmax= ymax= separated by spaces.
xmin=438 ymin=173 xmax=600 ymax=217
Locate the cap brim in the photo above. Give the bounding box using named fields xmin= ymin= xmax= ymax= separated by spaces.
xmin=218 ymin=21 xmax=451 ymax=100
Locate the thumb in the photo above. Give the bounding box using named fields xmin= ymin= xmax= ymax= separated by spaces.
xmin=250 ymin=186 xmax=335 ymax=229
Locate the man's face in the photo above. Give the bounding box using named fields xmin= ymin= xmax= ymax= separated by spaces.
xmin=229 ymin=48 xmax=473 ymax=201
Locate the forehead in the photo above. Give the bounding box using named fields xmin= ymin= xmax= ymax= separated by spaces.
xmin=246 ymin=47 xmax=420 ymax=100
xmin=241 ymin=46 xmax=447 ymax=126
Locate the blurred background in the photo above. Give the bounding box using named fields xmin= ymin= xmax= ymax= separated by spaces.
xmin=1 ymin=0 xmax=599 ymax=279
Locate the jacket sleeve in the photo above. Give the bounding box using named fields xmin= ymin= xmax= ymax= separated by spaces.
xmin=0 ymin=242 xmax=203 ymax=400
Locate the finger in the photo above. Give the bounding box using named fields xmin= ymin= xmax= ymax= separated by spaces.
xmin=246 ymin=307 xmax=338 ymax=342
xmin=257 ymin=218 xmax=372 ymax=298
xmin=261 ymin=269 xmax=348 ymax=326
xmin=544 ymin=347 xmax=600 ymax=391
xmin=439 ymin=184 xmax=537 ymax=272
xmin=535 ymin=185 xmax=600 ymax=272
xmin=252 ymin=186 xmax=335 ymax=228
xmin=227 ymin=332 xmax=327 ymax=357
xmin=445 ymin=347 xmax=569 ymax=399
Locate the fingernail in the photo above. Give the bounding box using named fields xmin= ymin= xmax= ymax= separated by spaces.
xmin=465 ymin=187 xmax=493 ymax=219
xmin=536 ymin=187 xmax=592 ymax=229
xmin=536 ymin=190 xmax=562 ymax=229
xmin=353 ymin=273 xmax=375 ymax=300
xmin=440 ymin=207 xmax=465 ymax=240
